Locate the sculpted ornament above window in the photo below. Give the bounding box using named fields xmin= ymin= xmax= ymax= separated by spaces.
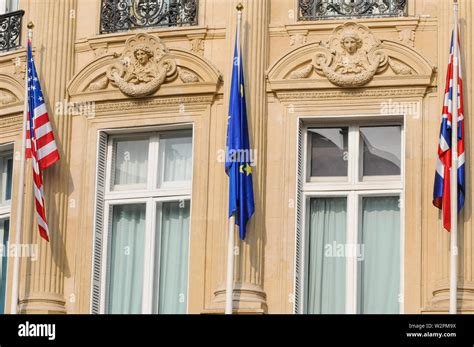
xmin=0 ymin=90 xmax=17 ymax=105
xmin=290 ymin=22 xmax=389 ymax=87
xmin=106 ymin=33 xmax=179 ymax=97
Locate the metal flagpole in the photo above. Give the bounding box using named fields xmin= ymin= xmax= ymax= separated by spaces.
xmin=225 ymin=212 xmax=236 ymax=314
xmin=10 ymin=21 xmax=33 ymax=314
xmin=449 ymin=0 xmax=459 ymax=315
xmin=225 ymin=3 xmax=243 ymax=315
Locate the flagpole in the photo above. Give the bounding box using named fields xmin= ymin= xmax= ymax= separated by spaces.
xmin=10 ymin=21 xmax=33 ymax=314
xmin=449 ymin=0 xmax=459 ymax=315
xmin=225 ymin=3 xmax=243 ymax=315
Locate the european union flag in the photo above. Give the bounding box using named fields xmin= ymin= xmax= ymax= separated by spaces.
xmin=225 ymin=35 xmax=255 ymax=240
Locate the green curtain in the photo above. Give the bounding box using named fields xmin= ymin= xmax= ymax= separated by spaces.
xmin=106 ymin=204 xmax=146 ymax=314
xmin=359 ymin=196 xmax=400 ymax=313
xmin=154 ymin=201 xmax=190 ymax=314
xmin=306 ymin=198 xmax=347 ymax=314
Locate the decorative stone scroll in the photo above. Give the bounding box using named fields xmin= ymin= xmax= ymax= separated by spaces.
xmin=106 ymin=33 xmax=178 ymax=97
xmin=290 ymin=22 xmax=388 ymax=87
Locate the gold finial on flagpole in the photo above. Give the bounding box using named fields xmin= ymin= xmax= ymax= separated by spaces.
xmin=27 ymin=21 xmax=34 ymax=40
xmin=236 ymin=3 xmax=243 ymax=12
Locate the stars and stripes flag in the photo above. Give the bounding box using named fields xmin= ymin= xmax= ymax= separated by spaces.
xmin=433 ymin=31 xmax=465 ymax=232
xmin=25 ymin=39 xmax=60 ymax=241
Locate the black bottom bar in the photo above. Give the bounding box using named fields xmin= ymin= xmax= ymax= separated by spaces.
xmin=0 ymin=314 xmax=473 ymax=346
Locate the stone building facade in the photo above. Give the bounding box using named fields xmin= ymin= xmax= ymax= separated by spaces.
xmin=0 ymin=0 xmax=472 ymax=314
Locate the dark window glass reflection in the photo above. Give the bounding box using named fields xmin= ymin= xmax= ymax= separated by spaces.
xmin=360 ymin=126 xmax=401 ymax=176
xmin=310 ymin=128 xmax=348 ymax=177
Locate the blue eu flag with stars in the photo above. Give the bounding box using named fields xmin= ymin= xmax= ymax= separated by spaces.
xmin=225 ymin=35 xmax=255 ymax=240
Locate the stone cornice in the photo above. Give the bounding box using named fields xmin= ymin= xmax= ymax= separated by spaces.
xmin=274 ymin=87 xmax=430 ymax=102
xmin=75 ymin=26 xmax=226 ymax=54
xmin=94 ymin=95 xmax=214 ymax=114
xmin=0 ymin=113 xmax=21 ymax=129
xmin=270 ymin=16 xmax=437 ymax=37
xmin=0 ymin=48 xmax=27 ymax=65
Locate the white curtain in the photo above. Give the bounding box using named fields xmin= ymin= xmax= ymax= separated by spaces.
xmin=107 ymin=204 xmax=146 ymax=314
xmin=6 ymin=0 xmax=19 ymax=12
xmin=306 ymin=198 xmax=347 ymax=314
xmin=0 ymin=220 xmax=9 ymax=314
xmin=154 ymin=201 xmax=190 ymax=314
xmin=113 ymin=139 xmax=149 ymax=188
xmin=358 ymin=196 xmax=400 ymax=313
xmin=159 ymin=135 xmax=192 ymax=186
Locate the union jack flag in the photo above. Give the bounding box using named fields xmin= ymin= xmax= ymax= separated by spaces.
xmin=26 ymin=39 xmax=60 ymax=241
xmin=433 ymin=31 xmax=465 ymax=232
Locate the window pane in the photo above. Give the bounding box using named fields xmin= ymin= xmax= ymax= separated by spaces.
xmin=358 ymin=196 xmax=400 ymax=314
xmin=0 ymin=154 xmax=13 ymax=204
xmin=305 ymin=198 xmax=346 ymax=314
xmin=360 ymin=126 xmax=401 ymax=176
xmin=153 ymin=201 xmax=190 ymax=314
xmin=106 ymin=204 xmax=146 ymax=314
xmin=5 ymin=157 xmax=12 ymax=201
xmin=0 ymin=219 xmax=9 ymax=314
xmin=310 ymin=128 xmax=348 ymax=177
xmin=113 ymin=139 xmax=149 ymax=190
xmin=158 ymin=134 xmax=192 ymax=187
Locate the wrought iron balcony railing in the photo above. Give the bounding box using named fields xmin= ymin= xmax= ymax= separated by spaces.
xmin=298 ymin=0 xmax=407 ymax=21
xmin=100 ymin=0 xmax=198 ymax=34
xmin=0 ymin=10 xmax=24 ymax=53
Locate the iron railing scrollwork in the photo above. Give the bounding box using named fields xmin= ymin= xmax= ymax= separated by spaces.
xmin=100 ymin=0 xmax=198 ymax=34
xmin=298 ymin=0 xmax=407 ymax=21
xmin=0 ymin=10 xmax=24 ymax=53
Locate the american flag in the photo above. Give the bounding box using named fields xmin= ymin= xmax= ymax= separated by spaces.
xmin=25 ymin=39 xmax=60 ymax=241
xmin=433 ymin=31 xmax=465 ymax=232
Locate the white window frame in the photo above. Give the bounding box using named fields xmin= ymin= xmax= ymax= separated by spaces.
xmin=298 ymin=117 xmax=405 ymax=314
xmin=98 ymin=129 xmax=193 ymax=314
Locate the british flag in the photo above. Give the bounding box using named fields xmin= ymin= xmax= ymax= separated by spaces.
xmin=25 ymin=39 xmax=60 ymax=241
xmin=433 ymin=31 xmax=465 ymax=232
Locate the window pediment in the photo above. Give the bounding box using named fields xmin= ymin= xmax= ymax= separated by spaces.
xmin=0 ymin=72 xmax=23 ymax=115
xmin=267 ymin=22 xmax=435 ymax=92
xmin=68 ymin=33 xmax=222 ymax=102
